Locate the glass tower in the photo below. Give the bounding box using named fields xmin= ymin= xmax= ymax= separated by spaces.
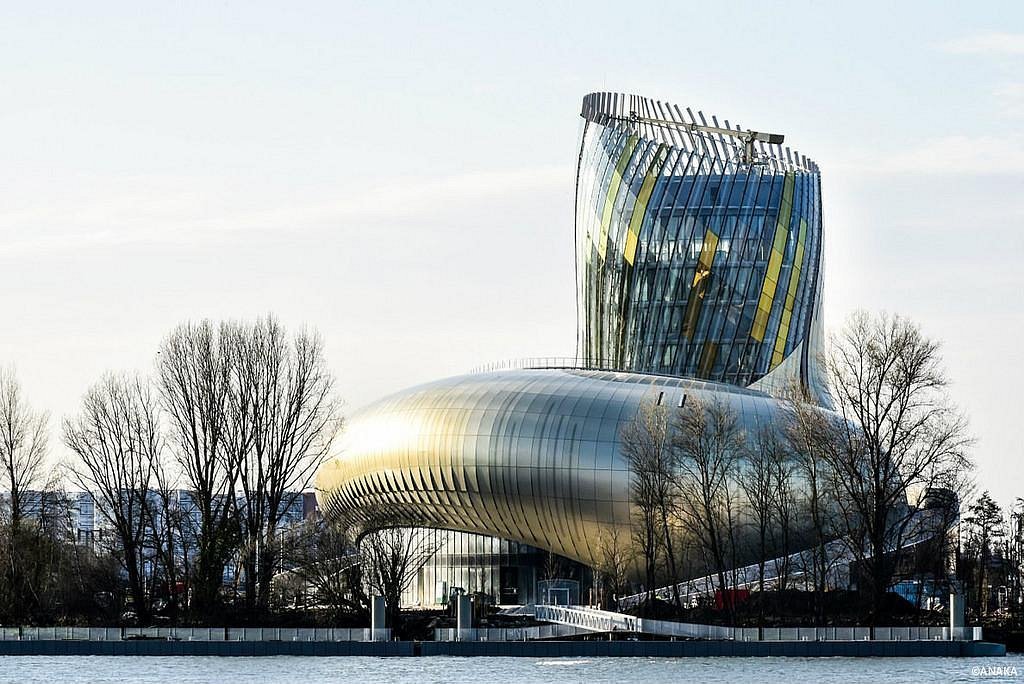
xmin=575 ymin=93 xmax=825 ymax=398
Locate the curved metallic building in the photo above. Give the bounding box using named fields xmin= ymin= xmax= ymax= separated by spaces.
xmin=319 ymin=369 xmax=799 ymax=572
xmin=317 ymin=92 xmax=830 ymax=598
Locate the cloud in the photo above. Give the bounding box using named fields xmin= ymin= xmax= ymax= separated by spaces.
xmin=0 ymin=166 xmax=567 ymax=259
xmin=942 ymin=32 xmax=1024 ymax=56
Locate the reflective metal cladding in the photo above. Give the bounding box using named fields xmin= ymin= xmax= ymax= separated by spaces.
xmin=318 ymin=369 xmax=795 ymax=570
xmin=316 ymin=92 xmax=829 ymax=572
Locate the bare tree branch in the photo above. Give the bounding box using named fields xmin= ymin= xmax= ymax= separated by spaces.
xmin=63 ymin=373 xmax=162 ymax=623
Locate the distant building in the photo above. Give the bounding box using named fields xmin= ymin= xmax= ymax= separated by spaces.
xmin=8 ymin=488 xmax=311 ymax=587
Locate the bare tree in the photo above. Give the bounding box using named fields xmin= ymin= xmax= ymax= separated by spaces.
xmin=157 ymin=320 xmax=240 ymax=619
xmin=0 ymin=368 xmax=48 ymax=532
xmin=359 ymin=514 xmax=442 ymax=632
xmin=822 ymin=312 xmax=973 ymax=623
xmin=768 ymin=442 xmax=798 ymax=591
xmin=620 ymin=400 xmax=672 ymax=607
xmin=148 ymin=459 xmax=188 ymax=622
xmin=63 ymin=373 xmax=162 ymax=623
xmin=594 ymin=527 xmax=631 ymax=610
xmin=671 ymin=397 xmax=744 ymax=611
xmin=0 ymin=368 xmax=49 ymax=621
xmin=0 ymin=482 xmax=78 ymax=623
xmin=541 ymin=549 xmax=568 ymax=582
xmin=722 ymin=470 xmax=744 ymax=608
xmin=783 ymin=390 xmax=836 ymax=623
xmin=226 ymin=316 xmax=340 ymax=615
xmin=1007 ymin=499 xmax=1024 ymax=623
xmin=739 ymin=421 xmax=779 ymax=604
xmin=283 ymin=516 xmax=366 ymax=620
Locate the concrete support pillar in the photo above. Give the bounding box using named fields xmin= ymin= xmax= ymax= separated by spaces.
xmin=456 ymin=594 xmax=473 ymax=641
xmin=371 ymin=595 xmax=387 ymax=641
xmin=950 ymin=582 xmax=965 ymax=640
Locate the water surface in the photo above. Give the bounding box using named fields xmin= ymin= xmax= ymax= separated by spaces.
xmin=2 ymin=655 xmax=1021 ymax=683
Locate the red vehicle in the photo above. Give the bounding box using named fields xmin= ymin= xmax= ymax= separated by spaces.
xmin=714 ymin=589 xmax=750 ymax=610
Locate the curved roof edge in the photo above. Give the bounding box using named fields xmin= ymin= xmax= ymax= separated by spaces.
xmin=580 ymin=91 xmax=819 ymax=174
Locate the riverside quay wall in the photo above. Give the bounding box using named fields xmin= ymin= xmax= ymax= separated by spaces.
xmin=0 ymin=639 xmax=1006 ymax=657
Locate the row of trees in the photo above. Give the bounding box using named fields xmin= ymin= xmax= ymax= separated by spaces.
xmin=958 ymin=492 xmax=1024 ymax=622
xmin=617 ymin=312 xmax=973 ymax=624
xmin=0 ymin=315 xmax=341 ymax=625
xmin=0 ymin=309 xmax=982 ymax=628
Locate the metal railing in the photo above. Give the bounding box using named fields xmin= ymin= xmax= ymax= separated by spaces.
xmin=469 ymin=358 xmax=620 ymax=374
xmin=536 ymin=605 xmax=733 ymax=639
xmin=0 ymin=622 xmax=983 ymax=643
xmin=733 ymin=626 xmax=979 ymax=642
xmin=534 ymin=605 xmax=635 ymax=633
xmin=0 ymin=627 xmax=387 ymax=642
xmin=532 ymin=605 xmax=982 ymax=642
xmin=434 ymin=625 xmax=588 ymax=642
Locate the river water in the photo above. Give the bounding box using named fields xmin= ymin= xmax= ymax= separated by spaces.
xmin=1 ymin=655 xmax=1023 ymax=683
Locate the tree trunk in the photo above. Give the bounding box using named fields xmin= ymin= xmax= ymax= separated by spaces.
xmin=660 ymin=510 xmax=681 ymax=607
xmin=125 ymin=549 xmax=150 ymax=624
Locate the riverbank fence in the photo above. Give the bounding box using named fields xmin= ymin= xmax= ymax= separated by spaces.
xmin=532 ymin=605 xmax=983 ymax=641
xmin=0 ymin=627 xmax=390 ymax=642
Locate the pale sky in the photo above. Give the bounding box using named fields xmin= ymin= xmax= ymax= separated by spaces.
xmin=1 ymin=2 xmax=1022 ymax=509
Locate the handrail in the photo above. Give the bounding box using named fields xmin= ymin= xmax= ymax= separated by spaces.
xmin=469 ymin=357 xmax=620 ymax=374
xmin=0 ymin=627 xmax=386 ymax=642
xmin=531 ymin=605 xmax=979 ymax=642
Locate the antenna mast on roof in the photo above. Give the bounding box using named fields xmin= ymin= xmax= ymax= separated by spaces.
xmin=627 ymin=111 xmax=784 ymax=166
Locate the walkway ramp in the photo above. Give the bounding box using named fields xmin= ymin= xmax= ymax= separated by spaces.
xmin=533 ymin=605 xmax=732 ymax=639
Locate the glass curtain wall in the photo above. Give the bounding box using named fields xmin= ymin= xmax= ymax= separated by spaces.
xmin=402 ymin=529 xmax=549 ymax=607
xmin=575 ymin=92 xmax=824 ymax=392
